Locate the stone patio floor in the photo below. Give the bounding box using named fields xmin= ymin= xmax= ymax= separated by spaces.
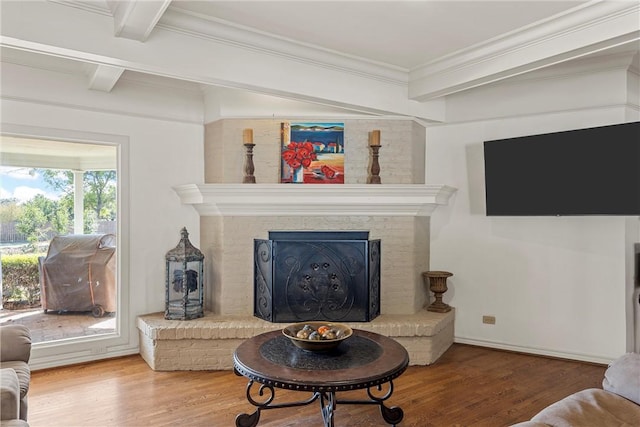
xmin=0 ymin=307 xmax=116 ymax=343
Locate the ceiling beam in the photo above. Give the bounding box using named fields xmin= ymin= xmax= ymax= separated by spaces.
xmin=409 ymin=1 xmax=640 ymax=101
xmin=84 ymin=63 xmax=125 ymax=92
xmin=4 ymin=1 xmax=635 ymax=119
xmin=110 ymin=0 xmax=171 ymax=42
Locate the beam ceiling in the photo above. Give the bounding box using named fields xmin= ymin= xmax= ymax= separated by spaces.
xmin=1 ymin=0 xmax=638 ymax=119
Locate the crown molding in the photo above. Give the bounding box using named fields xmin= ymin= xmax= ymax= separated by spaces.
xmin=158 ymin=6 xmax=408 ymax=87
xmin=173 ymin=184 xmax=457 ymax=217
xmin=48 ymin=0 xmax=113 ymax=17
xmin=409 ymin=1 xmax=640 ymax=101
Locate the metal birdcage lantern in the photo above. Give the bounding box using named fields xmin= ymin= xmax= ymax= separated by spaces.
xmin=165 ymin=227 xmax=204 ymax=320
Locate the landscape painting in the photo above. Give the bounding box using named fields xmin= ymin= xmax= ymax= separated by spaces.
xmin=280 ymin=122 xmax=345 ymax=184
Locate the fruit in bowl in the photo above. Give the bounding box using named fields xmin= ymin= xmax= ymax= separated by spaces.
xmin=282 ymin=321 xmax=353 ymax=352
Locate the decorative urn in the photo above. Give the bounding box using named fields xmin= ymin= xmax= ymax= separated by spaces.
xmin=423 ymin=270 xmax=453 ymax=313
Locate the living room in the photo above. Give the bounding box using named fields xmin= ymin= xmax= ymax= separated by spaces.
xmin=1 ymin=0 xmax=639 ymax=425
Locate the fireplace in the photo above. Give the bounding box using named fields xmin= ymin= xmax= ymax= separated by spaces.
xmin=139 ymin=120 xmax=459 ymax=370
xmin=139 ymin=184 xmax=458 ymax=371
xmin=254 ymin=231 xmax=380 ymax=322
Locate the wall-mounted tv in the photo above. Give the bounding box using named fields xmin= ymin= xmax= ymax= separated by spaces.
xmin=483 ymin=122 xmax=640 ymax=216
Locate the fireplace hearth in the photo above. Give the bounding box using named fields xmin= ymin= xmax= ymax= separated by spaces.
xmin=254 ymin=231 xmax=380 ymax=323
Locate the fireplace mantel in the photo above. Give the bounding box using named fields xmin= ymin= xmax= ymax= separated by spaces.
xmin=173 ymin=184 xmax=456 ymax=216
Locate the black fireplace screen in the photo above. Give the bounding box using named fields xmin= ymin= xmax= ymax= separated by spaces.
xmin=254 ymin=231 xmax=380 ymax=323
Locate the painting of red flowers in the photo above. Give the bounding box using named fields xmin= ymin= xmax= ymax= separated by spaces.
xmin=280 ymin=122 xmax=344 ymax=184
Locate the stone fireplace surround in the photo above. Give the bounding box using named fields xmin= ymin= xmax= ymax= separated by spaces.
xmin=137 ymin=119 xmax=458 ymax=371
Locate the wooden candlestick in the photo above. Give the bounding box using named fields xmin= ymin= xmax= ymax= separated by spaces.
xmin=368 ymin=130 xmax=381 ymax=184
xmin=243 ymin=143 xmax=256 ymax=183
xmin=368 ymin=145 xmax=381 ymax=184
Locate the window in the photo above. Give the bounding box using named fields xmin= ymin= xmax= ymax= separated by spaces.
xmin=1 ymin=127 xmax=131 ymax=368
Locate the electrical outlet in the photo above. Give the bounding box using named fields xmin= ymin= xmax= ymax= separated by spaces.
xmin=482 ymin=315 xmax=496 ymax=325
xmin=90 ymin=346 xmax=107 ymax=355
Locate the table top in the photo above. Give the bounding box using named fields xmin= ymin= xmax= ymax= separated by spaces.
xmin=233 ymin=329 xmax=409 ymax=392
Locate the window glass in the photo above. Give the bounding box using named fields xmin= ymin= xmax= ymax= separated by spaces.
xmin=1 ymin=137 xmax=119 ymax=345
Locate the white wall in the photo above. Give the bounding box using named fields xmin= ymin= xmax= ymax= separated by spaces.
xmin=1 ymin=62 xmax=204 ymax=367
xmin=427 ymin=60 xmax=640 ymax=363
xmin=3 ymin=46 xmax=638 ymax=366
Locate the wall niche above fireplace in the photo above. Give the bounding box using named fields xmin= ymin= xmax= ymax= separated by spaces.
xmin=254 ymin=231 xmax=380 ymax=323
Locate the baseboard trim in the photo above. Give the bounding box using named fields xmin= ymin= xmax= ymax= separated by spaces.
xmin=454 ymin=336 xmax=614 ymax=365
xmin=30 ymin=348 xmax=140 ymax=371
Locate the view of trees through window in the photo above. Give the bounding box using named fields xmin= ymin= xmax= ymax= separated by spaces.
xmin=1 ymin=170 xmax=117 ymax=248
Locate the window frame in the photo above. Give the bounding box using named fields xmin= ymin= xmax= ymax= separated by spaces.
xmin=1 ymin=123 xmax=135 ymax=369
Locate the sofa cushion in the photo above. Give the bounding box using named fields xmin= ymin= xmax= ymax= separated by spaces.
xmin=602 ymin=352 xmax=640 ymax=405
xmin=530 ymin=388 xmax=640 ymax=427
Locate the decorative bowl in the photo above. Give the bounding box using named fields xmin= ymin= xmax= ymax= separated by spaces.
xmin=282 ymin=321 xmax=353 ymax=352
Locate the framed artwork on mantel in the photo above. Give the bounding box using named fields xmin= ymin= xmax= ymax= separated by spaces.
xmin=280 ymin=122 xmax=345 ymax=184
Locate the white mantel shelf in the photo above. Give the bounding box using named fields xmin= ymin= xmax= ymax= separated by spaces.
xmin=173 ymin=184 xmax=457 ymax=216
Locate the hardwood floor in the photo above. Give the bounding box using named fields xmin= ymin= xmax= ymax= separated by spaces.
xmin=28 ymin=344 xmax=607 ymax=427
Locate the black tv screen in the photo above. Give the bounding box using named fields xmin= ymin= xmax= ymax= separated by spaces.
xmin=484 ymin=122 xmax=640 ymax=216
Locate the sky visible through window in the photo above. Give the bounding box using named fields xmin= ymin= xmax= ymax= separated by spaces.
xmin=0 ymin=166 xmax=63 ymax=203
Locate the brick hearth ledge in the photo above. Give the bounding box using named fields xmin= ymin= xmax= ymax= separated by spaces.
xmin=137 ymin=310 xmax=454 ymax=371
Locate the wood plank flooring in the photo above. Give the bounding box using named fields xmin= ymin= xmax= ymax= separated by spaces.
xmin=27 ymin=344 xmax=607 ymax=427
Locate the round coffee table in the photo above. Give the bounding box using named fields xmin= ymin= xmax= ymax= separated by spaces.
xmin=233 ymin=328 xmax=409 ymax=427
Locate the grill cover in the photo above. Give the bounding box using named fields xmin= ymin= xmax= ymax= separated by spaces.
xmin=39 ymin=234 xmax=116 ymax=314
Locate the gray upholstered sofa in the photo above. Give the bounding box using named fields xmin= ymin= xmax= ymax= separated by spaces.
xmin=0 ymin=324 xmax=31 ymax=427
xmin=512 ymin=352 xmax=640 ymax=426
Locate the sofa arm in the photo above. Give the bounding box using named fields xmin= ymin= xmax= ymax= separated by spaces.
xmin=0 ymin=368 xmax=20 ymax=420
xmin=0 ymin=325 xmax=31 ymax=363
xmin=602 ymin=352 xmax=640 ymax=405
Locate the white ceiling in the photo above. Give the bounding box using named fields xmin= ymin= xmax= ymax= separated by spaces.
xmin=170 ymin=0 xmax=591 ymax=70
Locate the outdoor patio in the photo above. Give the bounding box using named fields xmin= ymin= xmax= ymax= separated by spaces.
xmin=0 ymin=307 xmax=116 ymax=343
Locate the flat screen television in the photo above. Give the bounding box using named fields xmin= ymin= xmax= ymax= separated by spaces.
xmin=483 ymin=121 xmax=640 ymax=216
